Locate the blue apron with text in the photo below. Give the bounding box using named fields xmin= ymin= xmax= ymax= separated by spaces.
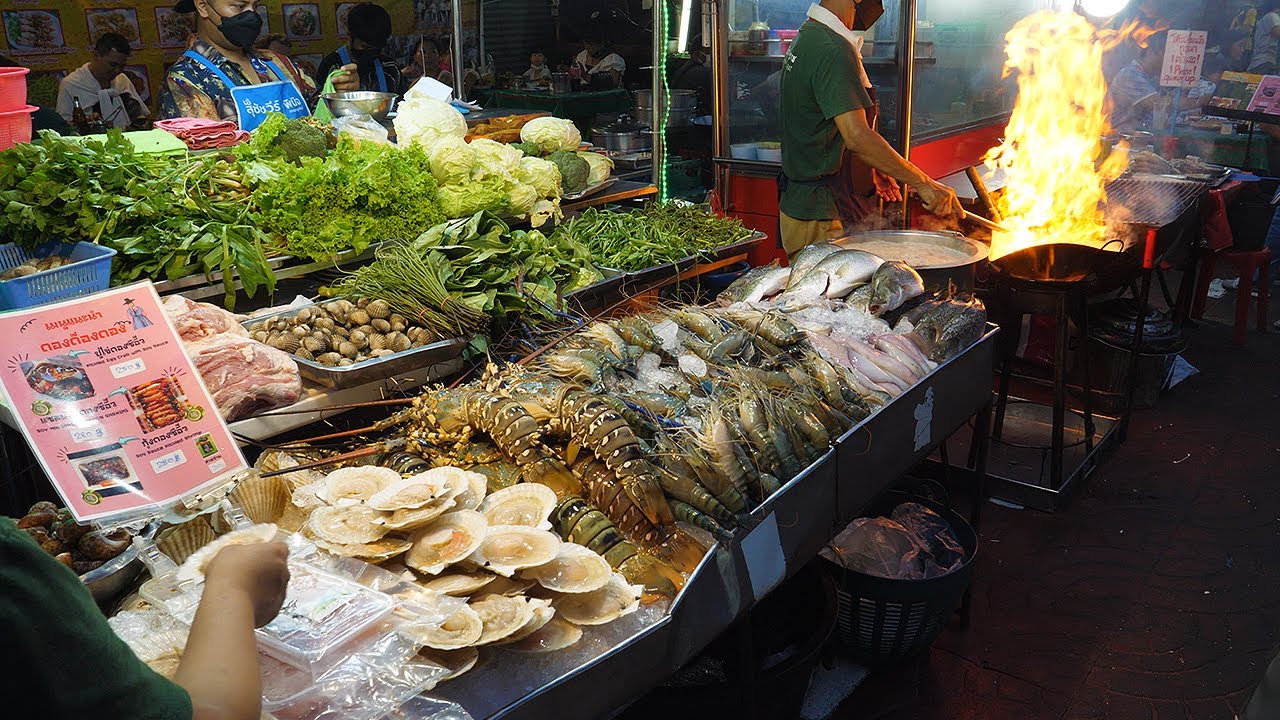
xmin=181 ymin=50 xmax=309 ymax=131
xmin=336 ymin=45 xmax=388 ymax=93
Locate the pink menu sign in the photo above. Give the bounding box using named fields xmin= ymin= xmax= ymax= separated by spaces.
xmin=0 ymin=283 xmax=246 ymax=523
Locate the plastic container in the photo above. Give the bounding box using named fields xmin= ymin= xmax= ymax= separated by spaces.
xmin=0 ymin=241 xmax=117 ymax=310
xmin=756 ymin=142 xmax=782 ymax=163
xmin=616 ymin=562 xmax=838 ymax=720
xmin=701 ymin=260 xmax=750 ymax=298
xmin=0 ymin=67 xmax=30 ymax=112
xmin=825 ymin=495 xmax=976 ymax=669
xmin=730 ymin=142 xmax=758 ymax=160
xmin=0 ymin=104 xmax=36 ymax=151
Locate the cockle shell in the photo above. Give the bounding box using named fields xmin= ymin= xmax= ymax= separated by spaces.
xmin=388 ymin=332 xmax=411 ymax=352
xmin=405 ymin=510 xmax=487 ymax=576
xmin=368 ymin=333 xmax=388 ymax=351
xmin=271 ymin=334 xmax=302 ymax=353
xmin=469 ymin=594 xmax=535 ymax=645
xmin=522 ymin=542 xmax=612 ymax=594
xmin=316 ymin=466 xmax=399 ymax=505
xmin=347 ymin=309 xmax=371 ymax=327
xmin=478 ymin=483 xmax=556 ymax=530
xmin=467 ymin=525 xmax=561 ymax=577
xmin=175 ymin=523 xmax=278 ymax=583
xmin=308 ymin=505 xmax=388 ymax=545
xmin=552 ymin=573 xmax=643 ymax=625
xmin=508 ymin=617 xmax=583 ymax=653
xmin=316 ymin=352 xmax=342 ymax=366
xmin=371 ymin=318 xmax=392 ymax=334
xmin=365 ymin=299 xmax=392 ymax=319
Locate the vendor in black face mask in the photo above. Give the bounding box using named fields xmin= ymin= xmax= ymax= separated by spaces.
xmin=159 ymin=0 xmax=360 ymax=129
xmin=316 ymin=3 xmax=405 ymax=96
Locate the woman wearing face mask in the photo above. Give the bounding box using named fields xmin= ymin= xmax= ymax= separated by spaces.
xmin=315 ymin=3 xmax=404 ymax=96
xmin=159 ymin=0 xmax=359 ymax=130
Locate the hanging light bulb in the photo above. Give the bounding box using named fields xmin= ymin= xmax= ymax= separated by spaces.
xmin=1078 ymin=0 xmax=1130 ymax=19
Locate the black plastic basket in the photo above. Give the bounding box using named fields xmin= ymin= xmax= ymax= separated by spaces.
xmin=823 ymin=494 xmax=977 ymax=669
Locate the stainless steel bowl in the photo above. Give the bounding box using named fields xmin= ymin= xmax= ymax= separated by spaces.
xmin=322 ymin=91 xmax=398 ymax=121
xmin=81 ymin=521 xmax=159 ymax=607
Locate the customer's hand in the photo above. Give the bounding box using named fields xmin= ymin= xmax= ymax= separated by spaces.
xmin=204 ymin=541 xmax=289 ymax=628
xmin=914 ymin=179 xmax=963 ymax=220
xmin=331 ymin=64 xmax=361 ymax=93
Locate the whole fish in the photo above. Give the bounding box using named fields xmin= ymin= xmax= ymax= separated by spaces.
xmin=721 ymin=264 xmax=789 ymax=304
xmin=744 ymin=266 xmax=792 ymax=303
xmin=911 ymin=296 xmax=987 ymax=361
xmin=788 ymin=250 xmax=885 ymax=300
xmin=785 ymin=242 xmax=842 ymax=290
xmin=868 ymin=261 xmax=926 ymax=316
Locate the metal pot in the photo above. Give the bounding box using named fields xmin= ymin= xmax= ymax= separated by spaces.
xmin=591 ymin=118 xmax=651 ymax=153
xmin=636 ymin=103 xmax=695 ymax=127
xmin=835 ymin=230 xmax=988 ymax=292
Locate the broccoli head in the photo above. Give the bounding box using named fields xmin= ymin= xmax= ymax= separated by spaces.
xmin=510 ymin=141 xmax=541 ymax=157
xmin=546 ymin=150 xmax=590 ymax=194
xmin=276 ymin=118 xmax=330 ymax=163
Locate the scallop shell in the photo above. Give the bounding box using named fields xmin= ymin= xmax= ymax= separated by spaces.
xmin=552 ymin=573 xmax=643 ymax=625
xmin=314 ymin=535 xmax=411 ymax=561
xmin=347 ymin=309 xmax=371 ymax=327
xmin=508 ymin=617 xmax=583 ymax=653
xmin=423 ymin=570 xmax=497 ymax=596
xmin=176 ymin=523 xmax=278 ymax=583
xmin=405 ymin=510 xmax=487 ymax=576
xmin=407 ymin=605 xmax=484 ymax=650
xmin=479 ymin=483 xmax=556 ymax=530
xmin=522 ymin=542 xmax=612 ymax=594
xmin=210 ymin=473 xmax=290 ymax=533
xmin=495 ymin=598 xmax=555 ymax=645
xmin=418 ymin=646 xmax=479 ymax=681
xmin=388 ymin=332 xmax=412 ymax=352
xmin=366 ymin=299 xmax=392 ymax=319
xmin=469 ymin=594 xmax=536 ymax=645
xmin=271 ymin=334 xmax=302 ymax=352
xmin=371 ymin=318 xmax=392 ymax=334
xmin=317 ymin=466 xmax=399 ymax=505
xmin=367 ymin=473 xmax=450 ymax=512
xmin=308 ymin=505 xmax=388 ymax=545
xmin=451 ymin=470 xmax=489 ymax=511
xmin=467 ymin=525 xmax=561 ymax=577
xmin=155 ymin=517 xmax=217 ymax=566
xmin=479 ymin=575 xmax=537 ymax=597
xmin=381 ymin=496 xmax=458 ymax=530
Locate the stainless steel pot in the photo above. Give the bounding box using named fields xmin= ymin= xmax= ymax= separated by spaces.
xmin=835 ymin=230 xmax=988 ymax=292
xmin=591 ymin=118 xmax=652 ymax=153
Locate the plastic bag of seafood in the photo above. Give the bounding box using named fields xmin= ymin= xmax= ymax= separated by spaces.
xmin=820 ymin=503 xmax=963 ymax=581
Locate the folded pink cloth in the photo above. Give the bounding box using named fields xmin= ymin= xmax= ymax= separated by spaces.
xmin=155 ymin=117 xmax=250 ymax=150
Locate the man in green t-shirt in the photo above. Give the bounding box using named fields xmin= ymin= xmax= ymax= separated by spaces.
xmin=779 ymin=0 xmax=961 ymax=256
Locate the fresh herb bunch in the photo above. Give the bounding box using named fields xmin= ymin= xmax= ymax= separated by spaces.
xmin=252 ymin=136 xmax=445 ymax=261
xmin=0 ymin=130 xmax=276 ymax=308
xmin=552 ymin=201 xmax=752 ymax=272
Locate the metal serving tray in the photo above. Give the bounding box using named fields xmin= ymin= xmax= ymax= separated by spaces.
xmin=242 ymin=302 xmax=469 ymax=389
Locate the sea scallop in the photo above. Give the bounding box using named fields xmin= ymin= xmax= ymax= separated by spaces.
xmin=479 ymin=575 xmax=537 ymax=597
xmin=467 ymin=525 xmax=561 ymax=577
xmin=405 ymin=510 xmax=487 ymax=576
xmin=313 ymin=535 xmax=410 ymax=561
xmin=382 ymin=497 xmax=457 ymax=530
xmin=478 ymin=483 xmax=556 ymax=530
xmin=508 ymin=617 xmax=583 ymax=653
xmin=308 ymin=505 xmax=388 ymax=545
xmin=495 ymin=598 xmax=555 ymax=645
xmin=552 ymin=573 xmax=643 ymax=625
xmin=522 ymin=542 xmax=612 ymax=594
xmin=450 ymin=469 xmax=489 ymax=511
xmin=404 ymin=604 xmax=484 ymax=650
xmin=367 ymin=473 xmax=449 ymax=512
xmin=423 ymin=570 xmax=497 ymax=596
xmin=316 ymin=466 xmax=399 ymax=505
xmin=175 ymin=523 xmax=278 ymax=583
xmin=469 ymin=594 xmax=535 ymax=645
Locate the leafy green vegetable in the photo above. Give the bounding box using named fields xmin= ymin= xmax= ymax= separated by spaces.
xmin=437 ymin=177 xmax=507 ymax=219
xmin=427 ymin=136 xmax=475 ymax=185
xmin=467 ymin=139 xmax=523 ymax=181
xmin=253 ymin=136 xmax=445 ymax=261
xmin=517 ymin=156 xmax=561 ymax=198
xmin=578 ymin=151 xmax=613 ymax=186
xmin=0 ymin=130 xmax=276 ymax=308
xmin=552 ymin=202 xmax=753 ymax=272
xmin=237 ymin=112 xmax=332 ymax=164
xmin=520 ymin=116 xmax=582 ymax=153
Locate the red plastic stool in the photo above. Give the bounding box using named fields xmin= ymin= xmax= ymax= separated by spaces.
xmin=1191 ymin=247 xmax=1271 ymax=344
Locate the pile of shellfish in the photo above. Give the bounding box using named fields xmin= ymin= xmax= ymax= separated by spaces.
xmin=246 ymin=298 xmax=443 ymax=367
xmin=289 ymin=464 xmax=643 ymax=670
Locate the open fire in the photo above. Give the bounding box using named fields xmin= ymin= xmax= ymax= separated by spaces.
xmin=982 ymin=11 xmax=1160 ymax=262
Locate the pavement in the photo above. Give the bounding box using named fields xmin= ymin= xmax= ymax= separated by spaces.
xmin=837 ymin=279 xmax=1280 ymax=719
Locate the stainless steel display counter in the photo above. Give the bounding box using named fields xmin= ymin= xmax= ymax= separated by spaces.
xmin=431 ymin=326 xmax=998 ymax=720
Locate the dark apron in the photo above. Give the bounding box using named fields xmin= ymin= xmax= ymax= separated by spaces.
xmin=779 ymin=85 xmax=880 ymax=226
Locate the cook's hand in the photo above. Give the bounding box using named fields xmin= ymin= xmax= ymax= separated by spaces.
xmin=204 ymin=541 xmax=290 ymax=628
xmin=914 ymin=179 xmax=963 ymax=220
xmin=873 ymin=170 xmax=904 ymax=203
xmin=331 ymin=63 xmax=361 ymax=92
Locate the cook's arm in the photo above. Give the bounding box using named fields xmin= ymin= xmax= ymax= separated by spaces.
xmin=833 ymin=108 xmax=961 ymax=218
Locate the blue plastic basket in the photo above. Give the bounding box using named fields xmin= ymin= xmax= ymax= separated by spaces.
xmin=0 ymin=241 xmax=116 ymax=310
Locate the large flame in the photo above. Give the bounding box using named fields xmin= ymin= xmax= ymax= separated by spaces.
xmin=983 ymin=11 xmax=1131 ymax=260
